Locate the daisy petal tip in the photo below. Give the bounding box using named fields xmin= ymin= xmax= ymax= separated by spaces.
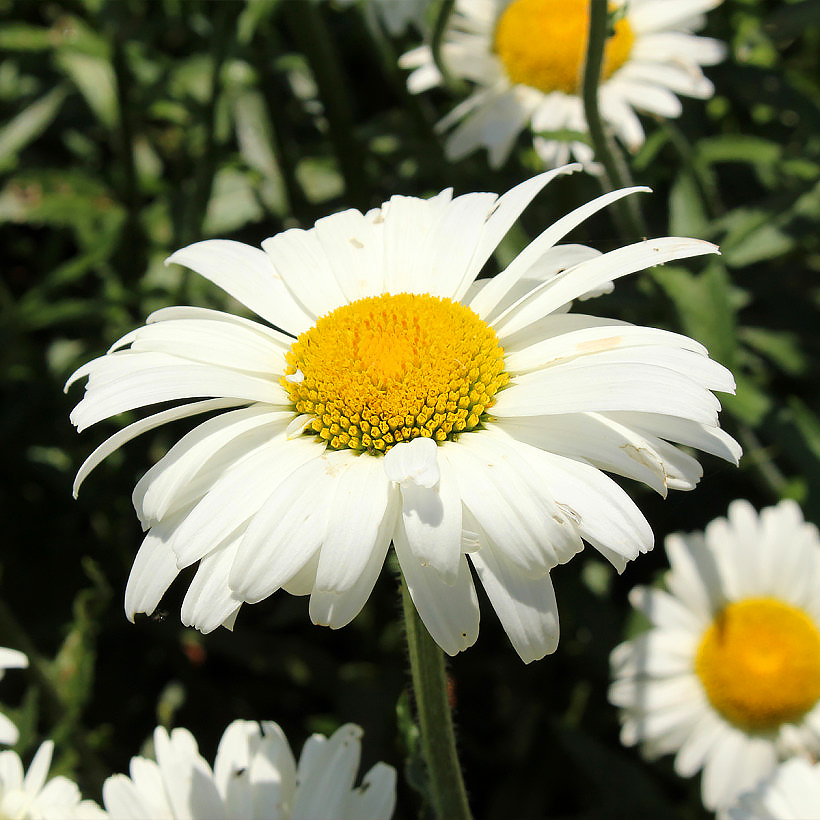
xmin=384 ymin=437 xmax=440 ymax=488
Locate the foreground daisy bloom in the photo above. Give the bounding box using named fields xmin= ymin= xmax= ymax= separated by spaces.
xmin=102 ymin=720 xmax=395 ymax=820
xmin=0 ymin=740 xmax=103 ymax=819
xmin=67 ymin=169 xmax=739 ymax=662
xmin=725 ymin=757 xmax=820 ymax=820
xmin=0 ymin=647 xmax=27 ymax=745
xmin=400 ymin=0 xmax=726 ymax=168
xmin=610 ymin=500 xmax=820 ymax=810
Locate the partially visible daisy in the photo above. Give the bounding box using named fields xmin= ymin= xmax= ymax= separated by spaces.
xmin=400 ymin=0 xmax=726 ymax=168
xmin=0 ymin=740 xmax=104 ymax=819
xmin=67 ymin=169 xmax=739 ymax=663
xmin=0 ymin=647 xmax=27 ymax=745
xmin=610 ymin=499 xmax=820 ymax=810
xmin=725 ymin=757 xmax=820 ymax=820
xmin=102 ymin=720 xmax=396 ymax=820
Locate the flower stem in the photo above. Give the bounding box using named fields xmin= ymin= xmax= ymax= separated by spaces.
xmin=401 ymin=576 xmax=473 ymax=820
xmin=581 ymin=0 xmax=647 ymax=239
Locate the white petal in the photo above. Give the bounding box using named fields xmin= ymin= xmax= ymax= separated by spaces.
xmin=0 ymin=713 xmax=19 ymax=746
xmin=308 ymin=493 xmax=395 ymax=629
xmin=169 ymin=436 xmax=321 ymax=570
xmin=0 ymin=649 xmax=27 ymax=671
xmin=74 ymin=398 xmax=242 ymax=498
xmin=492 ymin=238 xmax=718 ymax=337
xmin=342 ymin=762 xmax=396 ymax=820
xmin=394 ymin=448 xmax=462 ymax=585
xmin=459 ymin=169 xmax=577 ymax=298
xmin=180 ymin=534 xmax=243 ymax=634
xmin=124 ymin=513 xmax=186 ymax=621
xmin=23 ymin=741 xmax=53 ymax=796
xmin=469 ymin=535 xmax=559 ymax=663
xmin=102 ymin=774 xmax=156 ymax=819
xmin=68 ymin=351 xmax=286 ymax=433
xmin=229 ymin=453 xmax=341 ymax=604
xmin=495 ymin=361 xmax=722 ymax=425
xmin=166 ymin=240 xmax=313 ymax=336
xmin=314 ymin=455 xmax=393 ymax=594
xmin=469 ymin=187 xmax=650 ymax=321
xmin=291 ymin=725 xmax=361 ymax=820
xmin=133 ymin=405 xmax=289 ymax=527
xmin=384 ymin=437 xmax=439 ymax=488
xmin=504 ymin=323 xmax=707 ymax=374
xmin=394 ymin=535 xmax=480 ymax=656
xmin=532 ymin=450 xmax=654 ymax=569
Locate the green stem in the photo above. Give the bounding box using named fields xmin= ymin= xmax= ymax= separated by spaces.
xmin=430 ymin=0 xmax=467 ymax=94
xmin=581 ymin=0 xmax=646 ymax=239
xmin=401 ymin=576 xmax=473 ymax=820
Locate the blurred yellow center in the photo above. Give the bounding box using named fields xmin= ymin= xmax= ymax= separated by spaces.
xmin=282 ymin=293 xmax=509 ymax=453
xmin=494 ymin=0 xmax=634 ymax=94
xmin=695 ymin=598 xmax=820 ymax=732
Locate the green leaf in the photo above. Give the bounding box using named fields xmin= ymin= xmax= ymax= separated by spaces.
xmin=0 ymin=23 xmax=55 ymax=52
xmin=0 ymin=86 xmax=68 ymax=172
xmin=716 ymin=207 xmax=797 ymax=267
xmin=739 ymin=327 xmax=808 ymax=376
xmin=54 ymin=51 xmax=118 ymax=129
xmin=203 ymin=167 xmax=264 ymax=234
xmin=651 ymin=262 xmax=738 ymax=368
xmin=668 ymin=169 xmax=709 ymax=237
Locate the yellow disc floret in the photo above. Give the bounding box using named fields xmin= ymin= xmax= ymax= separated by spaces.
xmin=282 ymin=293 xmax=509 ymax=453
xmin=494 ymin=0 xmax=635 ymax=95
xmin=695 ymin=598 xmax=820 ymax=732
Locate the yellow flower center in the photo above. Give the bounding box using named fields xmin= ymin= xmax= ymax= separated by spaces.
xmin=695 ymin=598 xmax=820 ymax=732
xmin=494 ymin=0 xmax=634 ymax=95
xmin=282 ymin=293 xmax=509 ymax=453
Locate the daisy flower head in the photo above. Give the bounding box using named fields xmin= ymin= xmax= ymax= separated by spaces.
xmin=101 ymin=720 xmax=396 ymax=820
xmin=0 ymin=647 xmax=27 ymax=745
xmin=610 ymin=499 xmax=820 ymax=810
xmin=725 ymin=757 xmax=820 ymax=820
xmin=67 ymin=169 xmax=739 ymax=663
xmin=0 ymin=740 xmax=103 ymax=819
xmin=399 ymin=0 xmax=726 ymax=169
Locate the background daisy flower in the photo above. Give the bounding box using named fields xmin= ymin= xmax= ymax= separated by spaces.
xmin=725 ymin=757 xmax=820 ymax=820
xmin=101 ymin=720 xmax=396 ymax=820
xmin=400 ymin=0 xmax=726 ymax=168
xmin=610 ymin=499 xmax=820 ymax=810
xmin=67 ymin=169 xmax=738 ymax=663
xmin=0 ymin=740 xmax=103 ymax=819
xmin=0 ymin=648 xmax=27 ymax=746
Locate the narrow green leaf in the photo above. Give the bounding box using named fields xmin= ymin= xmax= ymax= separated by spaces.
xmin=55 ymin=51 xmax=118 ymax=129
xmin=0 ymin=86 xmax=68 ymax=172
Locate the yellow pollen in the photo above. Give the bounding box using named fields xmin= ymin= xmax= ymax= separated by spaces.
xmin=494 ymin=0 xmax=634 ymax=95
xmin=695 ymin=598 xmax=820 ymax=732
xmin=281 ymin=293 xmax=509 ymax=453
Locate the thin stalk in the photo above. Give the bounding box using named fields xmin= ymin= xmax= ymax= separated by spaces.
xmin=581 ymin=0 xmax=647 ymax=239
xmin=430 ymin=0 xmax=467 ymax=94
xmin=401 ymin=576 xmax=473 ymax=820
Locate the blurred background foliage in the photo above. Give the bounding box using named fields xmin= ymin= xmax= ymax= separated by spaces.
xmin=1 ymin=0 xmax=819 ymax=816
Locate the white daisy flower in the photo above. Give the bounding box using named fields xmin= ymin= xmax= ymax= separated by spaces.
xmin=67 ymin=169 xmax=739 ymax=662
xmin=0 ymin=647 xmax=27 ymax=746
xmin=610 ymin=499 xmax=820 ymax=810
xmin=0 ymin=740 xmax=104 ymax=819
xmin=101 ymin=720 xmax=396 ymax=820
xmin=399 ymin=0 xmax=726 ymax=169
xmin=725 ymin=757 xmax=820 ymax=820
